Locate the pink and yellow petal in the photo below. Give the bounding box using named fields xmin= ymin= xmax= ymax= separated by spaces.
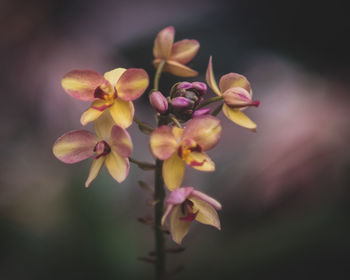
xmin=150 ymin=126 xmax=178 ymax=160
xmin=109 ymin=98 xmax=134 ymax=128
xmin=191 ymin=197 xmax=221 ymax=230
xmin=170 ymin=205 xmax=191 ymax=244
xmin=85 ymin=157 xmax=105 ymax=187
xmin=110 ymin=125 xmax=133 ymax=157
xmin=104 ymin=68 xmax=126 ymax=88
xmin=182 ymin=115 xmax=222 ymax=151
xmin=205 ymin=56 xmax=221 ymax=95
xmin=170 ymin=39 xmax=200 ymax=64
xmin=61 ymin=70 xmax=105 ymax=101
xmin=116 ymin=69 xmax=149 ymax=101
xmin=105 ymin=151 xmax=130 ymax=183
xmin=219 ymin=73 xmax=251 ymax=93
xmin=162 ymin=60 xmax=198 ymax=77
xmin=222 ymin=104 xmax=257 ymax=131
xmin=153 ymin=26 xmax=175 ymax=59
xmin=163 ymin=154 xmax=186 ymax=191
xmin=222 ymin=87 xmax=252 ymax=108
xmin=191 ymin=190 xmax=222 ymax=210
xmin=187 ymin=152 xmax=215 ymax=171
xmin=53 ymin=130 xmax=97 ymax=164
xmin=93 ymin=110 xmax=116 ymax=140
xmin=80 ymin=100 xmax=108 ymax=126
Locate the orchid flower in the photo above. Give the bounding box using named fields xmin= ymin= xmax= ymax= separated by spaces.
xmin=153 ymin=26 xmax=200 ymax=77
xmin=162 ymin=187 xmax=222 ymax=244
xmin=53 ymin=112 xmax=132 ymax=187
xmin=61 ymin=68 xmax=149 ymax=128
xmin=150 ymin=115 xmax=222 ymax=190
xmin=206 ymin=56 xmax=260 ymax=131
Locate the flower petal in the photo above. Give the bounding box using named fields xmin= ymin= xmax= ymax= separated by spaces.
xmin=167 ymin=187 xmax=194 ymax=205
xmin=85 ymin=157 xmax=105 ymax=187
xmin=222 ymin=87 xmax=252 ymax=108
xmin=153 ymin=26 xmax=175 ymax=59
xmin=222 ymin=104 xmax=257 ymax=131
xmin=105 ymin=151 xmax=129 ymax=183
xmin=182 ymin=115 xmax=222 ymax=151
xmin=93 ymin=110 xmax=116 ymax=140
xmin=191 ymin=190 xmax=222 ymax=210
xmin=61 ymin=70 xmax=105 ymax=101
xmin=163 ymin=154 xmax=186 ymax=191
xmin=170 ymin=205 xmax=191 ymax=244
xmin=110 ymin=125 xmax=133 ymax=157
xmin=219 ymin=73 xmax=251 ymax=93
xmin=80 ymin=101 xmax=107 ymax=126
xmin=109 ymin=98 xmax=134 ymax=128
xmin=53 ymin=130 xmax=97 ymax=164
xmin=191 ymin=197 xmax=221 ymax=230
xmin=162 ymin=60 xmax=198 ymax=77
xmin=170 ymin=39 xmax=200 ymax=64
xmin=187 ymin=152 xmax=215 ymax=171
xmin=150 ymin=126 xmax=179 ymax=160
xmin=205 ymin=56 xmax=221 ymax=96
xmin=116 ymin=68 xmax=149 ymax=101
xmin=104 ymin=68 xmax=126 ymax=88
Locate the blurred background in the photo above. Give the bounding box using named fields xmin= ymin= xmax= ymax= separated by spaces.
xmin=1 ymin=0 xmax=349 ymax=279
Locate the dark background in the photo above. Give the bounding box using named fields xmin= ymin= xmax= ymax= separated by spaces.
xmin=1 ymin=0 xmax=350 ymax=279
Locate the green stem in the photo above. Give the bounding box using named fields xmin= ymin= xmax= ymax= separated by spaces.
xmin=169 ymin=115 xmax=182 ymax=128
xmin=196 ymin=95 xmax=223 ymax=109
xmin=153 ymin=62 xmax=166 ymax=280
xmin=154 ymin=60 xmax=166 ymax=91
xmin=129 ymin=157 xmax=156 ymax=170
xmin=134 ymin=117 xmax=154 ymax=134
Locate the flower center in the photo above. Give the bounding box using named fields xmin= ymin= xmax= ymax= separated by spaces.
xmin=93 ymin=140 xmax=111 ymax=159
xmin=94 ymin=83 xmax=116 ymax=105
xmin=178 ymin=139 xmax=201 ymax=161
xmin=180 ymin=199 xmax=198 ymax=222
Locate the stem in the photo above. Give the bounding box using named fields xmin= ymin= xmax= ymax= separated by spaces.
xmin=154 ymin=60 xmax=166 ymax=91
xmin=169 ymin=115 xmax=182 ymax=128
xmin=153 ymin=61 xmax=166 ymax=280
xmin=154 ymin=159 xmax=165 ymax=280
xmin=129 ymin=157 xmax=156 ymax=170
xmin=134 ymin=117 xmax=154 ymax=134
xmin=196 ymin=95 xmax=223 ymax=109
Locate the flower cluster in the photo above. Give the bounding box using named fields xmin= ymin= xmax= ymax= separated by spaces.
xmin=53 ymin=26 xmax=260 ymax=248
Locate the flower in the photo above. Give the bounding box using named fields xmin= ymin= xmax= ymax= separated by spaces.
xmin=52 ymin=112 xmax=132 ymax=187
xmin=61 ymin=68 xmax=149 ymax=128
xmin=206 ymin=56 xmax=260 ymax=131
xmin=150 ymin=115 xmax=222 ymax=190
xmin=153 ymin=26 xmax=200 ymax=77
xmin=149 ymin=91 xmax=168 ymax=113
xmin=162 ymin=187 xmax=222 ymax=244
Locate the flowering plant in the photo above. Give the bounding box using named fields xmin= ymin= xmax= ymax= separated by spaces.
xmin=53 ymin=26 xmax=260 ymax=279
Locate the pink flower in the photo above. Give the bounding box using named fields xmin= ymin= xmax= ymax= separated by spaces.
xmin=150 ymin=115 xmax=222 ymax=190
xmin=53 ymin=112 xmax=132 ymax=187
xmin=61 ymin=68 xmax=149 ymax=128
xmin=162 ymin=187 xmax=222 ymax=244
xmin=206 ymin=56 xmax=260 ymax=131
xmin=153 ymin=26 xmax=200 ymax=77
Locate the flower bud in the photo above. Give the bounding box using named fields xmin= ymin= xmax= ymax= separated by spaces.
xmin=222 ymin=87 xmax=260 ymax=109
xmin=176 ymin=81 xmax=193 ymax=90
xmin=149 ymin=91 xmax=168 ymax=113
xmin=192 ymin=82 xmax=207 ymax=95
xmin=193 ymin=108 xmax=210 ymax=117
xmin=171 ymin=97 xmax=194 ymax=108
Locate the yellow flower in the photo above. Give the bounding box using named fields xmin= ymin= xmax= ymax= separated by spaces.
xmin=153 ymin=26 xmax=200 ymax=77
xmin=61 ymin=68 xmax=149 ymax=128
xmin=150 ymin=116 xmax=222 ymax=190
xmin=162 ymin=187 xmax=222 ymax=244
xmin=53 ymin=112 xmax=132 ymax=187
xmin=206 ymin=56 xmax=260 ymax=131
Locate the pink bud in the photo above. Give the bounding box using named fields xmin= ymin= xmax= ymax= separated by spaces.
xmin=149 ymin=91 xmax=168 ymax=113
xmin=192 ymin=82 xmax=207 ymax=95
xmin=177 ymin=81 xmax=192 ymax=90
xmin=171 ymin=97 xmax=193 ymax=108
xmin=193 ymin=108 xmax=210 ymax=117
